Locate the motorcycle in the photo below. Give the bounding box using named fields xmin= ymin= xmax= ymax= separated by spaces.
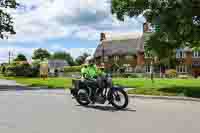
xmin=70 ymin=74 xmax=129 ymax=109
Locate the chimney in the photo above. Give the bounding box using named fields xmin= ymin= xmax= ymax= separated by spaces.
xmin=143 ymin=22 xmax=149 ymax=33
xmin=100 ymin=33 xmax=106 ymax=41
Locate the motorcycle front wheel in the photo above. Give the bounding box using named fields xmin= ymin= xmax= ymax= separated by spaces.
xmin=111 ymin=89 xmax=128 ymax=109
xmin=76 ymin=89 xmax=90 ymax=106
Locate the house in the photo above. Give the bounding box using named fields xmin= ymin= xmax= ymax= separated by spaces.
xmin=94 ymin=22 xmax=200 ymax=77
xmin=48 ymin=59 xmax=69 ymax=75
xmin=93 ymin=32 xmax=147 ymax=73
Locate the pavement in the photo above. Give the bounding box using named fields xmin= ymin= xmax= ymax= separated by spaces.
xmin=0 ymin=89 xmax=199 ymax=133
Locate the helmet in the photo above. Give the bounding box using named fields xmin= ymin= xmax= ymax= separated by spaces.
xmin=85 ymin=56 xmax=94 ymax=64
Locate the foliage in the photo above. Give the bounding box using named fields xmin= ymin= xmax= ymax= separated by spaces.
xmin=32 ymin=48 xmax=51 ymax=61
xmin=178 ymin=75 xmax=191 ymax=79
xmin=75 ymin=53 xmax=90 ymax=65
xmin=165 ymin=69 xmax=177 ymax=78
xmin=0 ymin=0 xmax=18 ymax=39
xmin=51 ymin=51 xmax=75 ymax=66
xmin=14 ymin=54 xmax=27 ymax=61
xmin=111 ymin=0 xmax=200 ymax=67
xmin=5 ymin=62 xmax=32 ymax=77
xmin=112 ymin=73 xmax=145 ymax=78
xmin=64 ymin=66 xmax=82 ymax=73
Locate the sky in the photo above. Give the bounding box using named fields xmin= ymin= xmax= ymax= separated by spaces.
xmin=0 ymin=0 xmax=145 ymax=63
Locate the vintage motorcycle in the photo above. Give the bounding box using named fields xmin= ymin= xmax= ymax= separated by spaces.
xmin=70 ymin=74 xmax=128 ymax=109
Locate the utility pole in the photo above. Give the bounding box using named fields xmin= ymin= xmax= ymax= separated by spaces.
xmin=8 ymin=51 xmax=11 ymax=64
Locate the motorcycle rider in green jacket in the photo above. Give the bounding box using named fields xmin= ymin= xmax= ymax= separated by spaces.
xmin=81 ymin=57 xmax=105 ymax=102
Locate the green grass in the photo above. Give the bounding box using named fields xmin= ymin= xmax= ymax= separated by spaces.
xmin=113 ymin=78 xmax=200 ymax=97
xmin=1 ymin=75 xmax=200 ymax=98
xmin=0 ymin=75 xmax=72 ymax=89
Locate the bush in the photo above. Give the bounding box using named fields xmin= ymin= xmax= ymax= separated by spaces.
xmin=64 ymin=66 xmax=82 ymax=73
xmin=112 ymin=73 xmax=145 ymax=78
xmin=5 ymin=63 xmax=32 ymax=77
xmin=185 ymin=87 xmax=200 ymax=98
xmin=165 ymin=69 xmax=177 ymax=78
xmin=159 ymin=87 xmax=200 ymax=98
xmin=178 ymin=75 xmax=191 ymax=79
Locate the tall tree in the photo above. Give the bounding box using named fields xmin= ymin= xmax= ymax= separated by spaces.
xmin=112 ymin=0 xmax=200 ymax=46
xmin=75 ymin=53 xmax=90 ymax=65
xmin=0 ymin=0 xmax=18 ymax=39
xmin=112 ymin=0 xmax=200 ymax=67
xmin=14 ymin=53 xmax=27 ymax=61
xmin=32 ymin=48 xmax=51 ymax=61
xmin=51 ymin=51 xmax=75 ymax=66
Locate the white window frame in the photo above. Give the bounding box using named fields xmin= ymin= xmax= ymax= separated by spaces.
xmin=123 ymin=64 xmax=133 ymax=72
xmin=193 ymin=51 xmax=200 ymax=58
xmin=145 ymin=64 xmax=151 ymax=73
xmin=176 ymin=65 xmax=188 ymax=73
xmin=104 ymin=56 xmax=109 ymax=62
xmin=125 ymin=55 xmax=133 ymax=60
xmin=114 ymin=56 xmax=119 ymax=61
xmin=176 ymin=50 xmax=185 ymax=58
xmin=145 ymin=53 xmax=151 ymax=58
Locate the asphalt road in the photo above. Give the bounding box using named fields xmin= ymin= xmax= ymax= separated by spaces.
xmin=0 ymin=90 xmax=200 ymax=133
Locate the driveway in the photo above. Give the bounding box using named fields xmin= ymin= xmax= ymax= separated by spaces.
xmin=0 ymin=90 xmax=199 ymax=133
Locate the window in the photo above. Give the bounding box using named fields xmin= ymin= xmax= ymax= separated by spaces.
xmin=145 ymin=53 xmax=151 ymax=58
xmin=125 ymin=55 xmax=133 ymax=60
xmin=123 ymin=64 xmax=133 ymax=72
xmin=192 ymin=51 xmax=200 ymax=58
xmin=176 ymin=50 xmax=185 ymax=58
xmin=104 ymin=56 xmax=109 ymax=62
xmin=176 ymin=65 xmax=188 ymax=73
xmin=193 ymin=51 xmax=198 ymax=58
xmin=114 ymin=56 xmax=119 ymax=61
xmin=145 ymin=64 xmax=151 ymax=73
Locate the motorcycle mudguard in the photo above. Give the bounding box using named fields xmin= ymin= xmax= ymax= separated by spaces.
xmin=70 ymin=88 xmax=77 ymax=96
xmin=107 ymin=86 xmax=124 ymax=102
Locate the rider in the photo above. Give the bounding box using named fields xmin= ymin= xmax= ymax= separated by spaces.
xmin=81 ymin=63 xmax=88 ymax=78
xmin=82 ymin=56 xmax=105 ymax=101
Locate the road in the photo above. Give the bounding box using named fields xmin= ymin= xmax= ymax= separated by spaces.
xmin=0 ymin=90 xmax=200 ymax=133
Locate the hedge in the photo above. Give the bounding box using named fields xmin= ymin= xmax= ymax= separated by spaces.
xmin=159 ymin=87 xmax=200 ymax=98
xmin=5 ymin=63 xmax=32 ymax=77
xmin=64 ymin=66 xmax=82 ymax=73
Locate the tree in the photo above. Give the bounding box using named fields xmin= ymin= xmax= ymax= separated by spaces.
xmin=0 ymin=0 xmax=19 ymax=39
xmin=32 ymin=48 xmax=51 ymax=61
xmin=51 ymin=51 xmax=75 ymax=66
xmin=111 ymin=0 xmax=200 ymax=46
xmin=75 ymin=53 xmax=90 ymax=65
xmin=14 ymin=54 xmax=27 ymax=61
xmin=111 ymin=0 xmax=200 ymax=68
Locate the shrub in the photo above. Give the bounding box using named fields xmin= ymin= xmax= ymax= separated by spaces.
xmin=5 ymin=63 xmax=32 ymax=77
xmin=165 ymin=69 xmax=177 ymax=78
xmin=64 ymin=66 xmax=82 ymax=73
xmin=178 ymin=75 xmax=191 ymax=79
xmin=185 ymin=87 xmax=200 ymax=98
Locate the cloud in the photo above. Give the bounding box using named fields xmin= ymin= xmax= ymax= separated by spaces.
xmin=3 ymin=0 xmax=144 ymax=43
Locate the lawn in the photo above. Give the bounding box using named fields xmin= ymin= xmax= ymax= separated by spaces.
xmin=0 ymin=76 xmax=72 ymax=89
xmin=114 ymin=78 xmax=200 ymax=97
xmin=1 ymin=76 xmax=200 ymax=98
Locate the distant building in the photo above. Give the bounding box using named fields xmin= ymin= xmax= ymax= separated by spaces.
xmin=48 ymin=59 xmax=68 ymax=74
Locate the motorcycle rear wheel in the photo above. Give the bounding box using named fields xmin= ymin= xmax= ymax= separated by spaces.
xmin=76 ymin=89 xmax=90 ymax=106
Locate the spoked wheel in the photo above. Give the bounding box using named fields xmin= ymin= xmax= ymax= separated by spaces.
xmin=111 ymin=89 xmax=128 ymax=109
xmin=76 ymin=89 xmax=90 ymax=106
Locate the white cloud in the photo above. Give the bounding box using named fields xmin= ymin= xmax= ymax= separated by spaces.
xmin=3 ymin=0 xmax=144 ymax=43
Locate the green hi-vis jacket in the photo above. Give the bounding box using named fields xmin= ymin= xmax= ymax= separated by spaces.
xmin=81 ymin=64 xmax=105 ymax=79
